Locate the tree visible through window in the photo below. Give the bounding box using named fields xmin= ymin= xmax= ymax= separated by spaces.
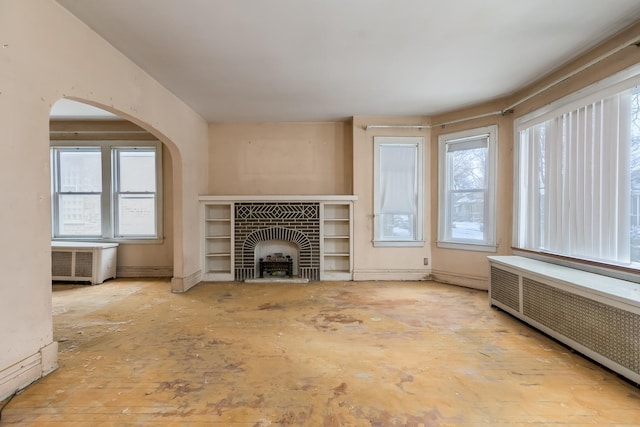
xmin=515 ymin=80 xmax=640 ymax=267
xmin=631 ymin=89 xmax=640 ymax=262
xmin=438 ymin=126 xmax=497 ymax=251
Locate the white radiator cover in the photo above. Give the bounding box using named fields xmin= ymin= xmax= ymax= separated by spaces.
xmin=51 ymin=242 xmax=118 ymax=285
xmin=488 ymin=256 xmax=640 ymax=384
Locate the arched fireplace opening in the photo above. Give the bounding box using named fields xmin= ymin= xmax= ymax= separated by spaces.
xmin=255 ymin=240 xmax=298 ymax=277
xmin=236 ymin=225 xmax=319 ymax=281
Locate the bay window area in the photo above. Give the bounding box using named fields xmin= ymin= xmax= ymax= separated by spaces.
xmin=515 ymin=72 xmax=640 ymax=270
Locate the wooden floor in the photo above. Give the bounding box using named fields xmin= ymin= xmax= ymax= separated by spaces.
xmin=2 ymin=279 xmax=639 ymax=426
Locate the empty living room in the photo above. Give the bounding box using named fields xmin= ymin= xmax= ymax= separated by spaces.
xmin=2 ymin=0 xmax=640 ymax=425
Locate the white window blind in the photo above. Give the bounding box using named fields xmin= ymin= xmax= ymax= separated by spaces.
xmin=516 ymin=83 xmax=639 ymax=266
xmin=373 ymin=137 xmax=424 ymax=246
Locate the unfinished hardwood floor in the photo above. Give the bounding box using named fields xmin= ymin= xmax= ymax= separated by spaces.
xmin=2 ymin=279 xmax=639 ymax=426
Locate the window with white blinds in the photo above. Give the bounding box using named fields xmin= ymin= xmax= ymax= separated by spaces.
xmin=515 ymin=73 xmax=640 ymax=267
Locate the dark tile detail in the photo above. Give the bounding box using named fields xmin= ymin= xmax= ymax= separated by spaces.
xmin=234 ymin=202 xmax=320 ymax=281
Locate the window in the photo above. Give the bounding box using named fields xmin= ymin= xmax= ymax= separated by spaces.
xmin=438 ymin=126 xmax=497 ymax=251
xmin=373 ymin=137 xmax=424 ymax=246
xmin=113 ymin=148 xmax=158 ymax=237
xmin=51 ymin=141 xmax=162 ymax=242
xmin=515 ymin=71 xmax=640 ymax=268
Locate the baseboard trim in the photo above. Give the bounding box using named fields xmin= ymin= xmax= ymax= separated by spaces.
xmin=352 ymin=269 xmax=431 ymax=281
xmin=0 ymin=341 xmax=58 ymax=401
xmin=117 ymin=266 xmax=173 ymax=278
xmin=171 ymin=269 xmax=202 ymax=293
xmin=430 ymin=269 xmax=488 ymax=290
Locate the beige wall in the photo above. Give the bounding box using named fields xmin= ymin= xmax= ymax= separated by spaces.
xmin=352 ymin=116 xmax=433 ymax=281
xmin=0 ymin=0 xmax=207 ymax=399
xmin=429 ymin=102 xmax=513 ymax=289
xmin=208 ymin=122 xmax=352 ymax=195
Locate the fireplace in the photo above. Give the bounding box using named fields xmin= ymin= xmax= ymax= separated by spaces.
xmin=200 ymin=195 xmax=355 ymax=282
xmin=234 ymin=202 xmax=320 ymax=281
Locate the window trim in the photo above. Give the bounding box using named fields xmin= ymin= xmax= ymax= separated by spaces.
xmin=373 ymin=136 xmax=425 ymax=247
xmin=437 ymin=125 xmax=498 ymax=252
xmin=51 ymin=140 xmax=163 ymax=244
xmin=51 ymin=146 xmax=103 ymax=238
xmin=112 ymin=146 xmax=160 ymax=238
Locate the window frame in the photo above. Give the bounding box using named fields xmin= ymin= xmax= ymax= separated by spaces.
xmin=51 ymin=140 xmax=163 ymax=244
xmin=437 ymin=125 xmax=498 ymax=252
xmin=373 ymin=136 xmax=425 ymax=247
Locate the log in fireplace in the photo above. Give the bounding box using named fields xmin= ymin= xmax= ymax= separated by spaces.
xmin=259 ymin=253 xmax=293 ymax=278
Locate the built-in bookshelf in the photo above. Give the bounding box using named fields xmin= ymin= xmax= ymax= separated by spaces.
xmin=202 ymin=203 xmax=233 ymax=281
xmin=321 ymin=202 xmax=353 ymax=280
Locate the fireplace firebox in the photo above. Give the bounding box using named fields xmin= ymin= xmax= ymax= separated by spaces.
xmin=259 ymin=253 xmax=293 ymax=278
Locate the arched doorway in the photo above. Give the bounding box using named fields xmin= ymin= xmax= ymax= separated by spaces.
xmin=49 ymin=98 xmax=177 ymax=281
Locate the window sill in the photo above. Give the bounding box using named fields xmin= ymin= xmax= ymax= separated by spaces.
xmin=373 ymin=240 xmax=425 ymax=247
xmin=52 ymin=237 xmax=164 ymax=245
xmin=512 ymin=248 xmax=640 ymax=284
xmin=436 ymin=240 xmax=497 ymax=252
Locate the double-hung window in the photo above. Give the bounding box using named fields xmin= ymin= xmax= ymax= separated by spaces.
xmin=51 ymin=141 xmax=162 ymax=242
xmin=515 ymin=71 xmax=640 ymax=268
xmin=113 ymin=147 xmax=158 ymax=237
xmin=373 ymin=136 xmax=424 ymax=246
xmin=438 ymin=126 xmax=497 ymax=251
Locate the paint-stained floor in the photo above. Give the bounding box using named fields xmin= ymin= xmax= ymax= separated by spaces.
xmin=2 ymin=279 xmax=640 ymax=426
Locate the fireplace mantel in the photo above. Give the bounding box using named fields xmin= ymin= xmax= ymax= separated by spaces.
xmin=199 ymin=195 xmax=358 ymax=202
xmin=199 ymin=195 xmax=356 ymax=282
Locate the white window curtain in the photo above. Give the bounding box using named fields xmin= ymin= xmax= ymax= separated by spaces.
xmin=373 ymin=137 xmax=424 ymax=246
xmin=517 ymin=91 xmax=632 ymax=264
xmin=379 ymin=144 xmax=417 ymax=225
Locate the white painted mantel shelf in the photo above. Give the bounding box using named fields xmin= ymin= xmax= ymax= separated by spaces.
xmin=199 ymin=195 xmax=357 ymax=282
xmin=198 ymin=195 xmax=358 ymax=202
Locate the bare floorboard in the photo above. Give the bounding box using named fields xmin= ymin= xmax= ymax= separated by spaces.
xmin=2 ymin=278 xmax=639 ymax=426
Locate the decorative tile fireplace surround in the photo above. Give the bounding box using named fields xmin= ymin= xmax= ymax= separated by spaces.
xmin=199 ymin=195 xmax=356 ymax=282
xmin=234 ymin=202 xmax=320 ymax=281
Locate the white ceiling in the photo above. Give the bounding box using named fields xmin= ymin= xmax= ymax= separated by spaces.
xmin=54 ymin=0 xmax=640 ymax=122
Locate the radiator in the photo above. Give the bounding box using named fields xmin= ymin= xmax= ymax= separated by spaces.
xmin=51 ymin=242 xmax=118 ymax=285
xmin=488 ymin=256 xmax=640 ymax=384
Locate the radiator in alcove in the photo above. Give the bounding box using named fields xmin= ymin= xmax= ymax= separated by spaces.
xmin=51 ymin=242 xmax=118 ymax=285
